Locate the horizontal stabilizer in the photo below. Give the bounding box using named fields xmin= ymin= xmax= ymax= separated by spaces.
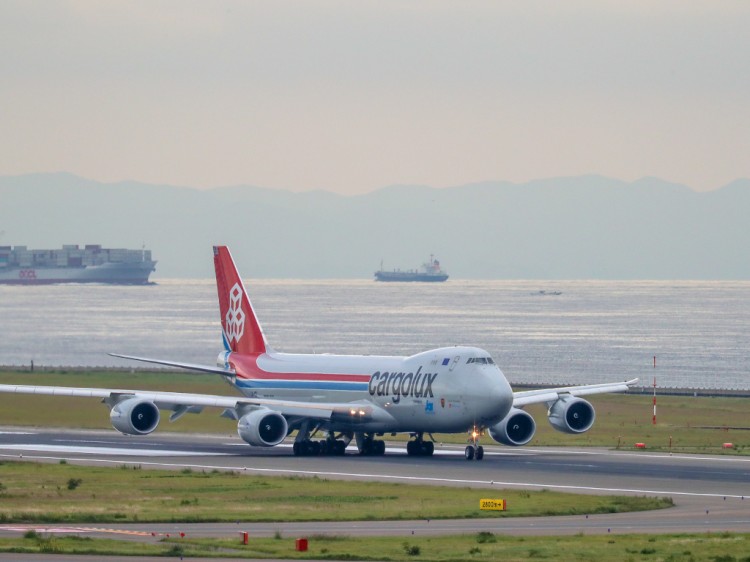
xmin=108 ymin=353 xmax=234 ymax=376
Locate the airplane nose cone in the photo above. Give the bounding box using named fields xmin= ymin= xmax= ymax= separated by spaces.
xmin=494 ymin=372 xmax=514 ymax=417
xmin=474 ymin=369 xmax=513 ymax=422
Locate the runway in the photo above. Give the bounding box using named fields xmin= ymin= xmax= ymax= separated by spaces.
xmin=1 ymin=426 xmax=750 ymax=542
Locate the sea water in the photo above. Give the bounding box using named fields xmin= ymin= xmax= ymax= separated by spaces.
xmin=0 ymin=279 xmax=748 ymax=390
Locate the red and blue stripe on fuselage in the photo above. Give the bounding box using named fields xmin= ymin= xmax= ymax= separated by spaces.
xmin=226 ymin=352 xmax=374 ymax=394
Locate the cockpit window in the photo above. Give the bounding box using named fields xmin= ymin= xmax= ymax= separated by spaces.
xmin=467 ymin=357 xmax=495 ymax=365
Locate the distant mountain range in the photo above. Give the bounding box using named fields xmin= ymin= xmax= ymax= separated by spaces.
xmin=1 ymin=173 xmax=748 ymax=279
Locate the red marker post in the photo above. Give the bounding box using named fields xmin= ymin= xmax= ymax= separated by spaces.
xmin=652 ymin=356 xmax=657 ymax=426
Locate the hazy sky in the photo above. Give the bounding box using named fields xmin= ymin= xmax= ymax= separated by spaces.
xmin=1 ymin=1 xmax=748 ymax=194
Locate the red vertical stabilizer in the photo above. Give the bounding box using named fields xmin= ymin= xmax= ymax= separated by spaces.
xmin=213 ymin=246 xmax=267 ymax=355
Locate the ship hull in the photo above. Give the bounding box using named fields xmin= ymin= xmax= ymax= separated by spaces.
xmin=0 ymin=261 xmax=157 ymax=285
xmin=374 ymin=272 xmax=449 ymax=282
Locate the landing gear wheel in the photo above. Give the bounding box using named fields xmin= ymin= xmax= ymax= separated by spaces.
xmin=294 ymin=439 xmax=333 ymax=457
xmin=335 ymin=439 xmax=347 ymax=455
xmin=407 ymin=432 xmax=435 ymax=456
xmin=359 ymin=437 xmax=386 ymax=456
xmin=463 ymin=445 xmax=483 ymax=460
xmin=407 ymin=440 xmax=434 ymax=456
xmin=293 ymin=440 xmax=315 ymax=456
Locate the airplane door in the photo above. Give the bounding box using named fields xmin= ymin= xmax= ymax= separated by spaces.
xmin=449 ymin=356 xmax=460 ymax=371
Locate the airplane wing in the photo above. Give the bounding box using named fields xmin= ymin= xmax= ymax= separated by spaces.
xmin=0 ymin=384 xmax=386 ymax=423
xmin=512 ymin=379 xmax=638 ymax=408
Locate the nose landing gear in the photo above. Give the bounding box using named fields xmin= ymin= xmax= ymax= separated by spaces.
xmin=465 ymin=427 xmax=485 ymax=461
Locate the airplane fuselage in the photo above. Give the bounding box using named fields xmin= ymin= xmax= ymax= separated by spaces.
xmin=224 ymin=345 xmax=514 ymax=434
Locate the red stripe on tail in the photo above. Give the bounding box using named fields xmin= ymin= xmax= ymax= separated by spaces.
xmin=213 ymin=246 xmax=267 ymax=355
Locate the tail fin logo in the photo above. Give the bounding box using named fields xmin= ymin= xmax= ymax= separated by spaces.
xmin=225 ymin=283 xmax=246 ymax=344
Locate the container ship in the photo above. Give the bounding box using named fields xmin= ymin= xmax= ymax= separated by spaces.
xmin=0 ymin=245 xmax=156 ymax=285
xmin=374 ymin=255 xmax=449 ymax=282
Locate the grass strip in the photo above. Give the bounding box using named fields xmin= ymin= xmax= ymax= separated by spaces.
xmin=1 ymin=531 xmax=749 ymax=560
xmin=0 ymin=460 xmax=671 ymax=523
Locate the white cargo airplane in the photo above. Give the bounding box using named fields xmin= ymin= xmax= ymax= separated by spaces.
xmin=0 ymin=246 xmax=636 ymax=460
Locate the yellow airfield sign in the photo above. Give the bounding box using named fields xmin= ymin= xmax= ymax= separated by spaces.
xmin=479 ymin=498 xmax=506 ymax=511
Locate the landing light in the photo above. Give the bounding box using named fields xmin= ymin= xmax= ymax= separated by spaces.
xmin=469 ymin=427 xmax=484 ymax=439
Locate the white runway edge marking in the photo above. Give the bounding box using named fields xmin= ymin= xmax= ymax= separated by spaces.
xmin=520 ymin=446 xmax=750 ymax=464
xmin=0 ymin=445 xmax=229 ymax=457
xmin=1 ymin=452 xmax=746 ymax=500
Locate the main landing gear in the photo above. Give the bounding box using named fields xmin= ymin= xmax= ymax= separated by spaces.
xmin=465 ymin=426 xmax=485 ymax=461
xmin=406 ymin=433 xmax=435 ymax=457
xmin=356 ymin=433 xmax=386 ymax=456
xmin=293 ymin=425 xmax=350 ymax=457
xmin=292 ymin=438 xmax=347 ymax=456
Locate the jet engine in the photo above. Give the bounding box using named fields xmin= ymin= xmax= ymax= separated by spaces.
xmin=110 ymin=398 xmax=160 ymax=435
xmin=237 ymin=409 xmax=288 ymax=447
xmin=548 ymin=395 xmax=595 ymax=434
xmin=488 ymin=407 xmax=536 ymax=446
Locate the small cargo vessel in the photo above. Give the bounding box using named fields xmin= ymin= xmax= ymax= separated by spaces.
xmin=374 ymin=255 xmax=449 ymax=282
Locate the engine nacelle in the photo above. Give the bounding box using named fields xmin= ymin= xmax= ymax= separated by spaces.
xmin=488 ymin=407 xmax=536 ymax=446
xmin=110 ymin=398 xmax=160 ymax=435
xmin=237 ymin=409 xmax=288 ymax=447
xmin=548 ymin=396 xmax=595 ymax=434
